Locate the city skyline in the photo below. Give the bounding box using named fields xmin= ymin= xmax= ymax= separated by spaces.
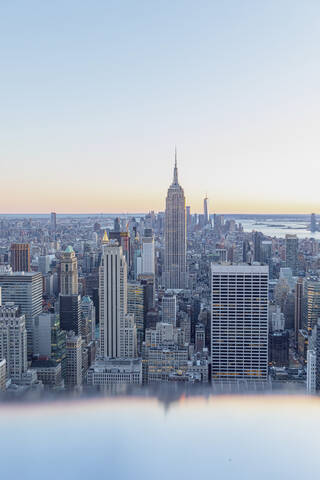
xmin=2 ymin=1 xmax=320 ymax=214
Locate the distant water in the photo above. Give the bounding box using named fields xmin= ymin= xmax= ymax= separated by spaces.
xmin=236 ymin=218 xmax=319 ymax=239
xmin=0 ymin=213 xmax=318 ymax=239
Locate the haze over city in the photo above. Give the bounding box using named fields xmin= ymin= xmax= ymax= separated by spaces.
xmin=1 ymin=0 xmax=320 ymax=214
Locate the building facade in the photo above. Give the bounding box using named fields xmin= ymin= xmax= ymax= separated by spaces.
xmin=211 ymin=264 xmax=269 ymax=382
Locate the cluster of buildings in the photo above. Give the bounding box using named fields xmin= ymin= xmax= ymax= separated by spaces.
xmin=0 ymin=158 xmax=320 ymax=397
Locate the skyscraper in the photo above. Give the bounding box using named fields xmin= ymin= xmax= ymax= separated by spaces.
xmin=211 ymin=264 xmax=269 ymax=382
xmin=10 ymin=243 xmax=30 ymax=272
xmin=163 ymin=150 xmax=188 ymax=289
xmin=285 ymin=234 xmax=298 ymax=276
xmin=162 ymin=292 xmax=177 ymax=326
xmin=0 ymin=270 xmax=42 ymax=358
xmin=99 ymin=235 xmax=128 ymax=358
xmin=141 ymin=229 xmax=155 ymax=275
xmin=203 ymin=195 xmax=209 ymax=225
xmin=60 ymin=246 xmax=78 ymax=295
xmin=0 ymin=304 xmax=27 ymax=382
xmin=50 ymin=212 xmax=57 ymax=231
xmin=294 ymin=277 xmax=303 ymax=347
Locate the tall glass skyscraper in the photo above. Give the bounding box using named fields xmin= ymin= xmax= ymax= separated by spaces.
xmin=163 ymin=152 xmax=188 ymax=289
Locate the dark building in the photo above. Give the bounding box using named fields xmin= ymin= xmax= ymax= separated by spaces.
xmin=269 ymin=330 xmax=289 ymax=367
xmin=253 ymin=232 xmax=262 ymax=262
xmin=10 ymin=243 xmax=30 ymax=272
xmin=59 ymin=294 xmax=81 ymax=335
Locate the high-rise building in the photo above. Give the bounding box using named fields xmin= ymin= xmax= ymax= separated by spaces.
xmin=253 ymin=232 xmax=262 ymax=263
xmin=141 ymin=229 xmax=155 ymax=275
xmin=99 ymin=236 xmax=127 ymax=358
xmin=65 ymin=331 xmax=82 ymax=388
xmin=0 ymin=304 xmax=27 ymax=382
xmin=163 ymin=151 xmax=188 ymax=289
xmin=211 ymin=264 xmax=269 ymax=382
xmin=306 ymin=278 xmax=320 ymax=333
xmin=203 ymin=195 xmax=209 ymax=225
xmin=294 ymin=278 xmax=303 ymax=347
xmin=50 ymin=212 xmax=57 ymax=231
xmin=0 ymin=359 xmax=6 ymax=391
xmin=60 ymin=246 xmax=78 ymax=295
xmin=10 ymin=243 xmax=30 ymax=272
xmin=59 ymin=294 xmax=81 ymax=335
xmin=38 ymin=255 xmax=51 ymax=275
xmin=285 ymin=234 xmax=298 ymax=276
xmin=0 ymin=270 xmax=42 ymax=358
xmin=81 ymin=296 xmax=96 ymax=342
xmin=162 ymin=292 xmax=177 ymax=326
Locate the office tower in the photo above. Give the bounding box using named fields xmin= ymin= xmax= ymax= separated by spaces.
xmin=81 ymin=296 xmax=96 ymax=342
xmin=127 ymin=281 xmax=145 ymax=353
xmin=306 ymin=278 xmax=320 ymax=333
xmin=59 ymin=294 xmax=81 ymax=335
xmin=294 ymin=278 xmax=303 ymax=347
xmin=142 ymin=229 xmax=155 ymax=275
xmin=211 ymin=264 xmax=269 ymax=382
xmin=0 ymin=270 xmax=42 ymax=358
xmin=10 ymin=243 xmax=30 ymax=272
xmin=109 ymin=231 xmax=131 ymax=267
xmin=113 ymin=217 xmax=121 ymax=232
xmin=0 ymin=304 xmax=27 ymax=382
xmin=121 ymin=313 xmax=137 ymax=358
xmin=0 ymin=359 xmax=6 ymax=391
xmin=38 ymin=255 xmax=51 ymax=275
xmin=50 ymin=212 xmax=57 ymax=231
xmin=65 ymin=331 xmax=82 ymax=388
xmin=203 ymin=195 xmax=209 ymax=225
xmin=307 ymin=348 xmax=316 ymax=393
xmin=195 ymin=323 xmax=205 ymax=352
xmin=285 ymin=234 xmax=298 ymax=275
xmin=33 ymin=312 xmax=66 ymax=368
xmin=253 ymin=232 xmax=262 ymax=262
xmin=60 ymin=246 xmax=78 ymax=295
xmin=99 ymin=238 xmax=127 ymax=358
xmin=162 ymin=292 xmax=177 ymax=326
xmin=311 ymin=213 xmax=317 ymax=233
xmin=163 ymin=151 xmax=187 ymax=289
xmin=269 ymin=330 xmax=289 ymax=367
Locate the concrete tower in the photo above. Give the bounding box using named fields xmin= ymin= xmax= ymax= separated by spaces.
xmin=163 ymin=149 xmax=188 ymax=289
xmin=99 ymin=237 xmax=128 ymax=358
xmin=60 ymin=246 xmax=78 ymax=295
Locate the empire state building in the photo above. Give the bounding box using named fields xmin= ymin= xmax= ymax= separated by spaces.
xmin=163 ymin=151 xmax=188 ymax=289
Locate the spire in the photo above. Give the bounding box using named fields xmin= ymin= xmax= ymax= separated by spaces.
xmin=173 ymin=146 xmax=178 ymax=185
xmin=102 ymin=230 xmax=109 ymax=244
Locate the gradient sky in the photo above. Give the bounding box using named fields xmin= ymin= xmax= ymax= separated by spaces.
xmin=1 ymin=1 xmax=320 ymax=214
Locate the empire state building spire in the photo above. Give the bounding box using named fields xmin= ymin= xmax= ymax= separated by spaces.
xmin=173 ymin=146 xmax=179 ymax=185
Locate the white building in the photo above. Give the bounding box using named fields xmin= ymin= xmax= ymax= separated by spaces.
xmin=0 ymin=304 xmax=27 ymax=382
xmin=142 ymin=233 xmax=155 ymax=275
xmin=86 ymin=358 xmax=142 ymax=386
xmin=99 ymin=235 xmax=127 ymax=358
xmin=307 ymin=349 xmax=316 ymax=393
xmin=162 ymin=293 xmax=177 ymax=326
xmin=211 ymin=264 xmax=269 ymax=382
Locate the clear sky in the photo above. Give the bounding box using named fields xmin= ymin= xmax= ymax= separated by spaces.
xmin=1 ymin=0 xmax=320 ymax=214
